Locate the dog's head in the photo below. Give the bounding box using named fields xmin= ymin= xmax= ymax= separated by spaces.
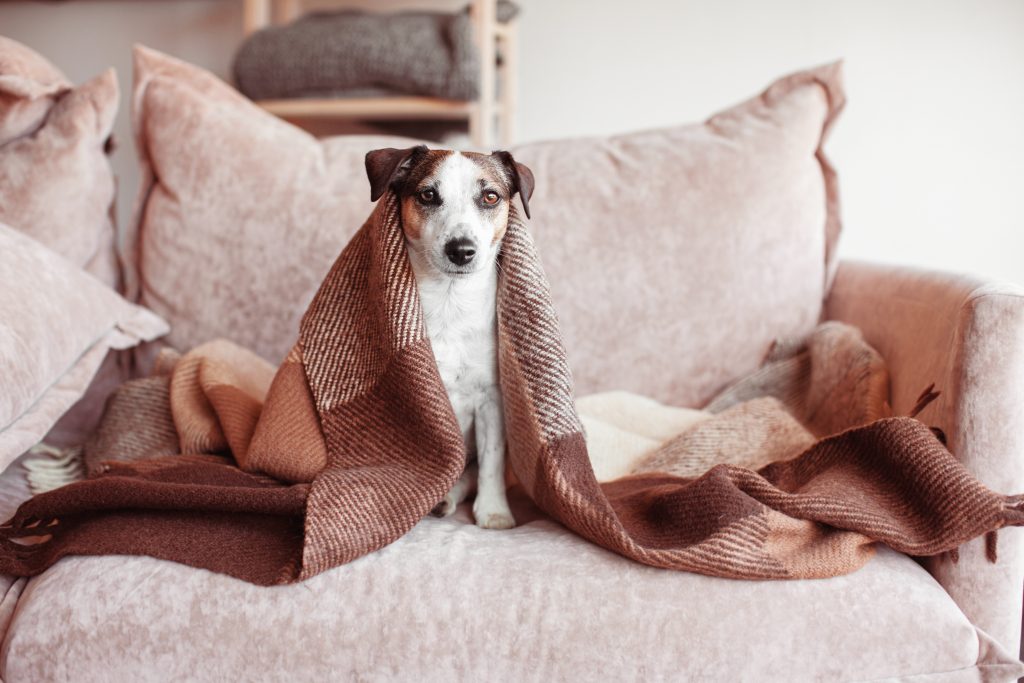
xmin=365 ymin=145 xmax=534 ymax=278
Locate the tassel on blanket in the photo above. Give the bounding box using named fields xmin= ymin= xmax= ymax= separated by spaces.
xmin=907 ymin=385 xmax=955 ymax=564
xmin=23 ymin=444 xmax=85 ymax=495
xmin=908 ymin=383 xmax=940 ymax=418
xmin=947 ymin=495 xmax=1024 ymax=564
xmin=986 ymin=531 xmax=999 ymax=563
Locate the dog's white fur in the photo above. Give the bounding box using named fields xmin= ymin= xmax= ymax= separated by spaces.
xmin=404 ymin=153 xmax=515 ymax=530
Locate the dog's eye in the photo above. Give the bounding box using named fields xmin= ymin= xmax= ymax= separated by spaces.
xmin=418 ymin=189 xmax=436 ymax=204
xmin=482 ymin=191 xmax=500 ymax=206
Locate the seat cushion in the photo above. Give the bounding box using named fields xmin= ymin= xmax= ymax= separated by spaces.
xmin=1 ymin=486 xmax=1020 ymax=682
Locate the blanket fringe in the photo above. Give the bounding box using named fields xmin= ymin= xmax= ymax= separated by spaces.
xmin=986 ymin=531 xmax=999 ymax=563
xmin=908 ymin=383 xmax=940 ymax=418
xmin=23 ymin=444 xmax=85 ymax=495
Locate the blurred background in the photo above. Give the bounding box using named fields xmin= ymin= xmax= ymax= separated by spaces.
xmin=3 ymin=0 xmax=1023 ymax=284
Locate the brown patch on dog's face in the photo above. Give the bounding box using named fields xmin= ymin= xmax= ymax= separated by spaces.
xmin=395 ymin=149 xmax=452 ymax=241
xmin=462 ymin=152 xmax=515 ymax=244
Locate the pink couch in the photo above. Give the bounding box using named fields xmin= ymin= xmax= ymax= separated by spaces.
xmin=1 ymin=42 xmax=1022 ymax=681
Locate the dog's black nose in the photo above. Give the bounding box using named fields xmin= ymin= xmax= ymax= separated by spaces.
xmin=444 ymin=237 xmax=477 ymax=266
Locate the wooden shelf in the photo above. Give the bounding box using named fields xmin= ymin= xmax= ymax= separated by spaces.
xmin=242 ymin=0 xmax=516 ymax=146
xmin=258 ymin=96 xmax=474 ymax=120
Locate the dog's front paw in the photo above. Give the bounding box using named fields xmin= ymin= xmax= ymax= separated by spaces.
xmin=476 ymin=512 xmax=515 ymax=529
xmin=473 ymin=497 xmax=516 ymax=529
xmin=431 ymin=494 xmax=459 ymax=518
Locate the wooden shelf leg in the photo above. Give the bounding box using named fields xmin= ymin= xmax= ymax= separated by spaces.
xmin=274 ymin=0 xmax=301 ymax=25
xmin=243 ymin=0 xmax=272 ymax=35
xmin=498 ymin=22 xmax=518 ymax=147
xmin=470 ymin=0 xmax=496 ymax=149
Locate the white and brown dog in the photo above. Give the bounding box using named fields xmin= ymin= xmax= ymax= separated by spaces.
xmin=365 ymin=145 xmax=534 ymax=530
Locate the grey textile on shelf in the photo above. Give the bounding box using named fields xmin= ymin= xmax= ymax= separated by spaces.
xmin=233 ymin=2 xmax=518 ymax=102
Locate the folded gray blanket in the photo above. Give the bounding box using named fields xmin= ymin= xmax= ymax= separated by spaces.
xmin=233 ymin=3 xmax=518 ymax=102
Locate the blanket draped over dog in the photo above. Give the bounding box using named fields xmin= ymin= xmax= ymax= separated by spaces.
xmin=2 ymin=194 xmax=1023 ymax=585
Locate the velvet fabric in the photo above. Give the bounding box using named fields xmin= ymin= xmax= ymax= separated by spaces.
xmin=0 ymin=482 xmax=1020 ymax=682
xmin=0 ymin=426 xmax=1020 ymax=681
xmin=826 ymin=260 xmax=1024 ymax=656
xmin=130 ymin=45 xmax=415 ymax=363
xmin=0 ymin=37 xmax=120 ymax=288
xmin=510 ymin=62 xmax=844 ymax=405
xmin=0 ymin=36 xmax=68 ymax=144
xmin=0 ymin=223 xmax=168 ymax=471
xmin=131 ymin=47 xmax=842 ymax=409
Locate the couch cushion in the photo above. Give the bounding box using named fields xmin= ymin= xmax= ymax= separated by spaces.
xmin=1 ymin=488 xmax=1020 ymax=682
xmin=0 ymin=37 xmax=120 ymax=289
xmin=131 ymin=47 xmax=842 ymax=406
xmin=0 ymin=36 xmax=69 ymax=144
xmin=130 ymin=45 xmax=417 ymax=363
xmin=511 ymin=64 xmax=843 ymax=405
xmin=0 ymin=223 xmax=167 ymax=470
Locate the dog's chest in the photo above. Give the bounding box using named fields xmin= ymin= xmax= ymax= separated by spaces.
xmin=417 ymin=275 xmax=499 ymax=435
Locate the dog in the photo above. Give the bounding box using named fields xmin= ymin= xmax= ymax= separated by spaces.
xmin=364 ymin=145 xmax=534 ymax=530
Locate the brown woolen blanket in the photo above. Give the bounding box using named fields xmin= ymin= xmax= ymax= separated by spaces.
xmin=2 ymin=193 xmax=1023 ymax=585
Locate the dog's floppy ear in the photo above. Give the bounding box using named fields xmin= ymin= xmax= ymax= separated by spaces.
xmin=365 ymin=145 xmax=429 ymax=202
xmin=493 ymin=150 xmax=535 ymax=219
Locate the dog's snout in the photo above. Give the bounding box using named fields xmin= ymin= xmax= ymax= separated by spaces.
xmin=444 ymin=237 xmax=477 ymax=266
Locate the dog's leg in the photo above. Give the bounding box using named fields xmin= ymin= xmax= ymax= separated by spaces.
xmin=473 ymin=391 xmax=515 ymax=529
xmin=432 ymin=462 xmax=477 ymax=517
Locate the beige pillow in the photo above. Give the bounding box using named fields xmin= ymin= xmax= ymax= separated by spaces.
xmin=131 ymin=45 xmax=843 ymax=406
xmin=511 ymin=64 xmax=844 ymax=405
xmin=0 ymin=36 xmax=120 ymax=289
xmin=130 ymin=45 xmax=416 ymax=363
xmin=0 ymin=35 xmax=69 ymax=144
xmin=0 ymin=223 xmax=168 ymax=470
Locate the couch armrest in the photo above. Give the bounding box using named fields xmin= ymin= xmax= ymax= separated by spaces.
xmin=825 ymin=260 xmax=1024 ymax=654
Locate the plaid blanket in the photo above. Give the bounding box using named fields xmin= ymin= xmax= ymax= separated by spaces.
xmin=2 ymin=194 xmax=1021 ymax=584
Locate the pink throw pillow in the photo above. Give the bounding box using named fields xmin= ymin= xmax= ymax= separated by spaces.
xmin=0 ymin=36 xmax=120 ymax=289
xmin=510 ymin=64 xmax=844 ymax=404
xmin=130 ymin=45 xmax=418 ymax=363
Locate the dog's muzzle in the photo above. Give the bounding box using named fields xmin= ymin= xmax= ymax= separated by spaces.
xmin=444 ymin=237 xmax=477 ymax=266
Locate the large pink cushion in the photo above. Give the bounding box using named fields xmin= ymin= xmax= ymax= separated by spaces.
xmin=132 ymin=46 xmax=842 ymax=405
xmin=512 ymin=65 xmax=843 ymax=404
xmin=0 ymin=37 xmax=120 ymax=289
xmin=130 ymin=46 xmax=414 ymax=363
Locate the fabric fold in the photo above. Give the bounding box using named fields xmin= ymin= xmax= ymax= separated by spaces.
xmin=1 ymin=193 xmax=1021 ymax=585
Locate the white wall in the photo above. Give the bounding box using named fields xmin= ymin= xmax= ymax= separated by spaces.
xmin=3 ymin=0 xmax=1023 ymax=284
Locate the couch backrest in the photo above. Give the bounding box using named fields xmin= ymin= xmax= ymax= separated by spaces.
xmin=511 ymin=63 xmax=844 ymax=405
xmin=131 ymin=46 xmax=843 ymax=406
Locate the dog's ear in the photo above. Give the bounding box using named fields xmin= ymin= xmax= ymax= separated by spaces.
xmin=493 ymin=151 xmax=535 ymax=219
xmin=365 ymin=145 xmax=428 ymax=202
